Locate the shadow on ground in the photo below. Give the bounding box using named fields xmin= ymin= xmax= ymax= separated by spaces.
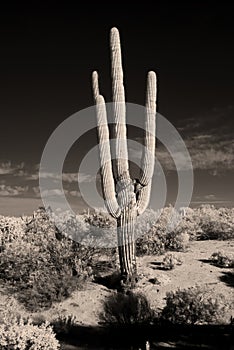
xmin=57 ymin=323 xmax=234 ymax=350
xmin=220 ymin=271 xmax=234 ymax=288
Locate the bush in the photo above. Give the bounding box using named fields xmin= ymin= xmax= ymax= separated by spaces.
xmin=100 ymin=291 xmax=155 ymax=325
xmin=0 ymin=315 xmax=60 ymax=350
xmin=136 ymin=205 xmax=234 ymax=256
xmin=196 ymin=205 xmax=234 ymax=240
xmin=161 ymin=253 xmax=183 ymax=270
xmin=0 ymin=215 xmax=26 ymax=246
xmin=82 ymin=208 xmax=117 ymax=250
xmin=210 ymin=251 xmax=234 ymax=268
xmin=136 ymin=207 xmax=190 ymax=256
xmin=0 ymin=208 xmax=93 ymax=311
xmin=50 ymin=315 xmax=77 ymax=337
xmin=161 ymin=285 xmax=228 ymax=325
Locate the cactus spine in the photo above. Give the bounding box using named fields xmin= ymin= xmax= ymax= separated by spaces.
xmin=92 ymin=28 xmax=157 ymax=286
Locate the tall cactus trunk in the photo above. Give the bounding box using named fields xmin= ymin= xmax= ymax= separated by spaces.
xmin=92 ymin=27 xmax=157 ymax=287
xmin=117 ymin=208 xmax=137 ymax=284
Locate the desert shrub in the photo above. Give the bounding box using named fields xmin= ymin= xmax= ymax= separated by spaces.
xmin=210 ymin=251 xmax=234 ymax=268
xmin=196 ymin=205 xmax=234 ymax=240
xmin=136 ymin=207 xmax=190 ymax=256
xmin=161 ymin=285 xmax=228 ymax=325
xmin=0 ymin=215 xmax=26 ymax=246
xmin=82 ymin=208 xmax=117 ymax=249
xmin=136 ymin=230 xmax=165 ymax=256
xmin=136 ymin=205 xmax=234 ymax=255
xmin=161 ymin=253 xmax=183 ymax=270
xmin=0 ymin=315 xmax=60 ymax=350
xmin=0 ymin=208 xmax=93 ymax=311
xmin=83 ymin=208 xmax=116 ymax=229
xmin=50 ymin=314 xmax=77 ymax=337
xmin=165 ymin=230 xmax=190 ymax=251
xmin=100 ymin=291 xmax=155 ymax=325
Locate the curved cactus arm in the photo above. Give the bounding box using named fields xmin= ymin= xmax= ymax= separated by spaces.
xmin=139 ymin=71 xmax=157 ymax=186
xmin=136 ymin=180 xmax=152 ymax=216
xmin=110 ymin=27 xmax=130 ymax=181
xmin=95 ymin=94 xmax=121 ymax=218
xmin=92 ymin=71 xmax=100 ymax=100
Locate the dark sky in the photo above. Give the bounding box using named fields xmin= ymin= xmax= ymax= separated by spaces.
xmin=0 ymin=1 xmax=233 ymax=214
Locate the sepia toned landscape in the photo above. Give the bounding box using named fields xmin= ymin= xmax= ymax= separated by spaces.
xmin=0 ymin=1 xmax=233 ymax=349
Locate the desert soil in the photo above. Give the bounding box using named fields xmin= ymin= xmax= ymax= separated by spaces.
xmin=1 ymin=240 xmax=233 ymax=326
xmin=37 ymin=240 xmax=234 ymax=325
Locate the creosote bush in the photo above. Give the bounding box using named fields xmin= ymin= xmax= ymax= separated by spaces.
xmin=161 ymin=285 xmax=228 ymax=325
xmin=0 ymin=315 xmax=60 ymax=350
xmin=100 ymin=291 xmax=155 ymax=325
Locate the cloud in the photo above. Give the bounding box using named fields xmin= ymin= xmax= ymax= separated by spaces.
xmin=130 ymin=106 xmax=234 ymax=173
xmin=204 ymin=194 xmax=216 ymax=200
xmin=0 ymin=184 xmax=28 ymax=197
xmin=40 ymin=189 xmax=67 ymax=197
xmin=0 ymin=162 xmax=25 ymax=175
xmin=27 ymin=172 xmax=95 ymax=183
xmin=33 ymin=186 xmax=82 ymax=199
xmin=172 ymin=106 xmax=234 ymax=173
xmin=189 ymin=147 xmax=234 ymax=171
xmin=123 ymin=133 xmax=234 ymax=173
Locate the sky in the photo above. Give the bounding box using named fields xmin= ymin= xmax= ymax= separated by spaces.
xmin=0 ymin=1 xmax=233 ymax=215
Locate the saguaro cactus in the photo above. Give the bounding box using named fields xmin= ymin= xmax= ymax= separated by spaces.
xmin=92 ymin=27 xmax=157 ymax=286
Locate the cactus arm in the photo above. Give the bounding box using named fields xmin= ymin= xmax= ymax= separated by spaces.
xmin=110 ymin=27 xmax=130 ymax=181
xmin=139 ymin=71 xmax=157 ymax=186
xmin=136 ymin=71 xmax=157 ymax=215
xmin=136 ymin=180 xmax=152 ymax=216
xmin=92 ymin=71 xmax=100 ymax=100
xmin=95 ymin=94 xmax=121 ymax=218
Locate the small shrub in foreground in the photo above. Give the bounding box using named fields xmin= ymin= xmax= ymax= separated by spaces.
xmin=161 ymin=253 xmax=183 ymax=270
xmin=100 ymin=291 xmax=155 ymax=325
xmin=0 ymin=315 xmax=60 ymax=350
xmin=210 ymin=251 xmax=234 ymax=268
xmin=50 ymin=314 xmax=77 ymax=337
xmin=161 ymin=285 xmax=228 ymax=325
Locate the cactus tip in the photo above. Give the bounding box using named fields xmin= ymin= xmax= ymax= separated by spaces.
xmin=110 ymin=27 xmax=120 ymax=43
xmin=111 ymin=27 xmax=119 ymax=34
xmin=96 ymin=94 xmax=105 ymax=104
xmin=148 ymin=71 xmax=157 ymax=79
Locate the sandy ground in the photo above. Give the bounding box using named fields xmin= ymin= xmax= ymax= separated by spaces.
xmin=35 ymin=240 xmax=234 ymax=325
xmin=1 ymin=240 xmax=233 ymax=326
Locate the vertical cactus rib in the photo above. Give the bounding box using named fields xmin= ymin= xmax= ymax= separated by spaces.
xmin=110 ymin=27 xmax=130 ymax=180
xmin=95 ymin=95 xmax=121 ymax=218
xmin=92 ymin=71 xmax=100 ymax=100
